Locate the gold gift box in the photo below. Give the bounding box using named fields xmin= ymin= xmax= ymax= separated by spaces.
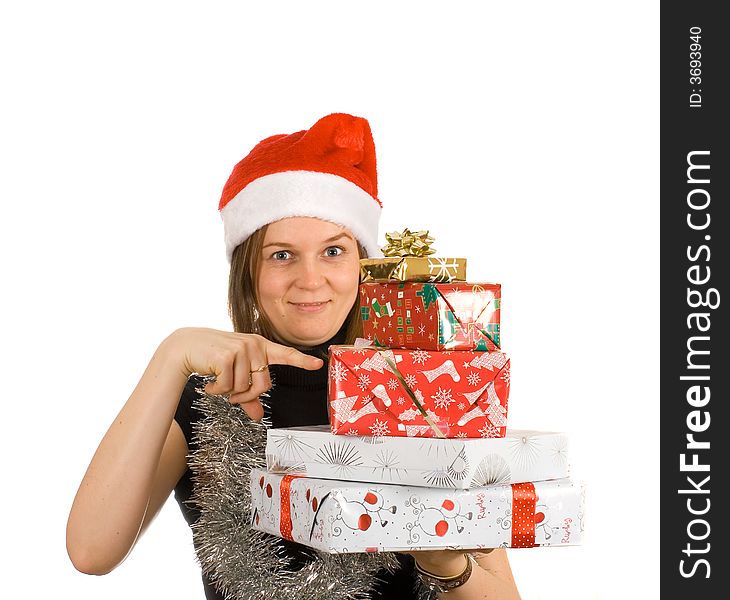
xmin=359 ymin=257 xmax=467 ymax=283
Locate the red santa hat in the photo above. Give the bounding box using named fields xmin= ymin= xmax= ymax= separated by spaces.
xmin=219 ymin=113 xmax=381 ymax=261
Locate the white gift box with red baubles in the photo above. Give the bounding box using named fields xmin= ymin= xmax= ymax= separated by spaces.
xmin=266 ymin=425 xmax=570 ymax=489
xmin=250 ymin=468 xmax=585 ymax=553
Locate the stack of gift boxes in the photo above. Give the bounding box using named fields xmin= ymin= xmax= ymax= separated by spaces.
xmin=251 ymin=230 xmax=585 ymax=553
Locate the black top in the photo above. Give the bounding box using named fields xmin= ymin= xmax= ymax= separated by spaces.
xmin=173 ymin=333 xmax=418 ymax=599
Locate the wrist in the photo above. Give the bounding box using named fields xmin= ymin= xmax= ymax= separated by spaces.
xmin=413 ymin=553 xmax=467 ymax=578
xmin=414 ymin=553 xmax=473 ymax=593
xmin=157 ymin=329 xmax=192 ymax=381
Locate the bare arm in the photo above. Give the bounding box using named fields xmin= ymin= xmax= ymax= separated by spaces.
xmin=66 ymin=328 xmax=323 ymax=575
xmin=447 ymin=550 xmax=520 ymax=600
xmin=409 ymin=549 xmax=521 ymax=599
xmin=66 ymin=339 xmax=190 ymax=574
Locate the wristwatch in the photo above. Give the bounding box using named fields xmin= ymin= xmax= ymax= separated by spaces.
xmin=414 ymin=553 xmax=474 ymax=593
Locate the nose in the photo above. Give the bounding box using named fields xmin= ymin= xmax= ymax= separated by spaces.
xmin=293 ymin=257 xmax=326 ymax=290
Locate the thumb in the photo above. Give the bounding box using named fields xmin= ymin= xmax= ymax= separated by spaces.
xmin=265 ymin=341 xmax=325 ymax=370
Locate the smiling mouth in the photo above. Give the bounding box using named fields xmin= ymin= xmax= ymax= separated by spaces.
xmin=289 ymin=301 xmax=331 ymax=312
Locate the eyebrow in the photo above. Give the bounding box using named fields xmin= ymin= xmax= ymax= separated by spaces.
xmin=262 ymin=232 xmax=354 ymax=249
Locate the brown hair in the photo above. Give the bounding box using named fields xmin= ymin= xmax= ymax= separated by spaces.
xmin=227 ymin=225 xmax=365 ymax=347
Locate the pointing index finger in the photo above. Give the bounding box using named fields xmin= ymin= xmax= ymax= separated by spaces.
xmin=265 ymin=340 xmax=324 ymax=370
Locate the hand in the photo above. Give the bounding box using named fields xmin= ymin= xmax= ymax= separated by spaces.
xmin=163 ymin=327 xmax=324 ymax=420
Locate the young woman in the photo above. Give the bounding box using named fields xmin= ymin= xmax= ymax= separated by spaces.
xmin=66 ymin=113 xmax=521 ymax=599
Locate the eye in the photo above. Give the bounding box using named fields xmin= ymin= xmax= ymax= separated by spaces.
xmin=271 ymin=250 xmax=292 ymax=261
xmin=324 ymin=246 xmax=344 ymax=257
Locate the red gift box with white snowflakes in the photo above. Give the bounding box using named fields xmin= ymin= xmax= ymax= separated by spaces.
xmin=327 ymin=345 xmax=510 ymax=438
xmin=359 ymin=282 xmax=500 ymax=351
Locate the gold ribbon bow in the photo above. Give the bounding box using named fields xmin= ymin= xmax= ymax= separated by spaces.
xmin=381 ymin=228 xmax=436 ymax=257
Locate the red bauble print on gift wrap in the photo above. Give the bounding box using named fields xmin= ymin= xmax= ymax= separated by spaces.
xmin=534 ymin=502 xmax=561 ymax=544
xmin=333 ymin=489 xmax=398 ymax=531
xmin=358 ymin=514 xmax=372 ymax=530
xmin=305 ymin=489 xmax=320 ymax=512
xmin=250 ymin=468 xmax=586 ymax=552
xmin=258 ymin=476 xmax=275 ymax=514
xmin=253 ymin=473 xmax=281 ymax=530
xmin=405 ymin=495 xmax=474 ymax=543
xmin=364 ymin=492 xmax=379 ymax=505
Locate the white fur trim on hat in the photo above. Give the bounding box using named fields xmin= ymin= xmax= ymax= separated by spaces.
xmin=221 ymin=170 xmax=381 ymax=261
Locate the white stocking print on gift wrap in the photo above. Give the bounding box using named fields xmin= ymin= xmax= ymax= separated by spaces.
xmin=371 ymin=384 xmax=393 ymax=408
xmin=359 ymin=349 xmax=402 ymax=373
xmin=397 ymin=424 xmax=437 ymax=437
xmin=422 ymin=360 xmax=461 ymax=383
xmin=468 ymin=352 xmax=508 ymax=371
xmin=457 ymin=382 xmax=507 ymax=430
xmin=328 ymin=346 xmax=511 ymax=438
xmin=330 ymin=391 xmax=380 ymax=424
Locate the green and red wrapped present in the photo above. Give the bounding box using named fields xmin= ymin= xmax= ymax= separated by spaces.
xmin=360 ymin=282 xmax=500 ymax=351
xmin=328 ymin=345 xmax=510 ymax=438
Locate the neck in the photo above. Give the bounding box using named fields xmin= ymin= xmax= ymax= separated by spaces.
xmin=283 ymin=323 xmax=349 ymax=358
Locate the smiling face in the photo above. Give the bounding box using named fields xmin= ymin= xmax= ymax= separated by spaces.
xmin=256 ymin=217 xmax=362 ymax=347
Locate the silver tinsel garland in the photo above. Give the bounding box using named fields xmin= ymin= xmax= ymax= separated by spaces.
xmin=187 ymin=385 xmax=437 ymax=600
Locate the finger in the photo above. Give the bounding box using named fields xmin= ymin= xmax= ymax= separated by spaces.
xmin=249 ymin=368 xmax=272 ymax=398
xmin=230 ymin=367 xmax=271 ymax=405
xmin=265 ymin=341 xmax=324 ymax=370
xmin=245 ymin=343 xmax=270 ymax=387
xmin=232 ymin=354 xmax=252 ymax=395
xmin=230 ymin=394 xmax=264 ymax=422
xmin=233 ymin=341 xmax=268 ymax=394
xmin=204 ymin=357 xmax=234 ymax=395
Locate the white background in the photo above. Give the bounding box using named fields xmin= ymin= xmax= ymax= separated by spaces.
xmin=0 ymin=1 xmax=658 ymax=599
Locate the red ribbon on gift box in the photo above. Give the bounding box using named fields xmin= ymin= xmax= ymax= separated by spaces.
xmin=278 ymin=474 xmax=333 ymax=542
xmin=275 ymin=475 xmax=544 ymax=548
xmin=511 ymin=482 xmax=538 ymax=547
xmin=279 ymin=474 xmax=302 ymax=541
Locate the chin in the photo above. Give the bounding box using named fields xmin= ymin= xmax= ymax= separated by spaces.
xmin=284 ymin=326 xmax=340 ymax=348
